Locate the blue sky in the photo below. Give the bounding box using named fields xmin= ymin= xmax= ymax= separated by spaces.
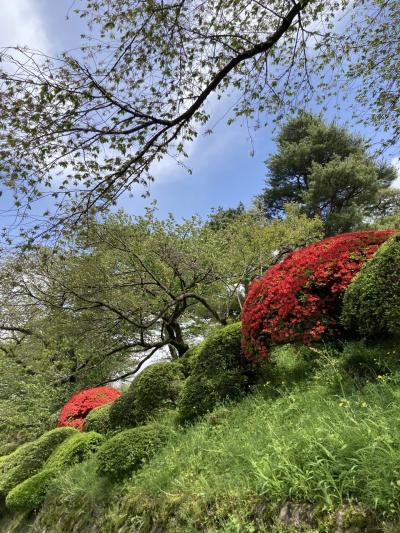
xmin=0 ymin=0 xmax=399 ymax=224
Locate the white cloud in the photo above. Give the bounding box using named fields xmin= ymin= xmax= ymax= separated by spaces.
xmin=0 ymin=0 xmax=51 ymax=53
xmin=391 ymin=157 xmax=400 ymax=188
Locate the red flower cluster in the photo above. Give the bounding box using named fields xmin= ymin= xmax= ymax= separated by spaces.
xmin=58 ymin=386 xmax=121 ymax=431
xmin=242 ymin=230 xmax=394 ymax=360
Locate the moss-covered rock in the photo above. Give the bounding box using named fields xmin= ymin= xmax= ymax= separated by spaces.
xmin=109 ymin=362 xmax=184 ymax=429
xmin=177 ymin=322 xmax=252 ymax=423
xmin=341 ymin=233 xmax=400 ymax=336
xmin=0 ymin=427 xmax=77 ymax=497
xmin=83 ymin=403 xmax=112 ymax=434
xmin=5 ymin=469 xmax=57 ymax=512
xmin=331 ymin=504 xmax=377 ymax=531
xmin=96 ymin=424 xmax=170 ymax=480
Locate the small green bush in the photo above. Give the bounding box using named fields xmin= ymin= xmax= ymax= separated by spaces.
xmin=133 ymin=362 xmax=184 ymax=423
xmin=83 ymin=403 xmax=112 ymax=434
xmin=109 ymin=362 xmax=184 ymax=429
xmin=45 ymin=431 xmax=104 ymax=470
xmin=4 ymin=432 xmax=103 ymax=512
xmin=0 ymin=427 xmax=77 ymax=496
xmin=0 ymin=442 xmax=19 ymax=457
xmin=177 ymin=322 xmax=252 ymax=423
xmin=109 ymin=387 xmax=137 ymax=429
xmin=175 ymin=345 xmax=201 ymax=377
xmin=341 ymin=234 xmax=400 ymax=336
xmin=5 ymin=469 xmax=57 ymax=512
xmin=96 ymin=424 xmax=170 ymax=480
xmin=177 ymin=376 xmax=219 ymax=423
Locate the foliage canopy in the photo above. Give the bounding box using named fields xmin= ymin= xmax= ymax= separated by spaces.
xmin=259 ymin=113 xmax=397 ymax=235
xmin=0 ymin=1 xmax=398 ymax=239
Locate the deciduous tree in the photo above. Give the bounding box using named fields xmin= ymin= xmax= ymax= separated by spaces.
xmin=2 ymin=1 xmax=397 ymax=241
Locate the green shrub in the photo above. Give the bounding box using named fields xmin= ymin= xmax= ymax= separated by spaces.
xmin=109 ymin=362 xmax=184 ymax=429
xmin=177 ymin=376 xmax=219 ymax=424
xmin=0 ymin=442 xmax=19 ymax=457
xmin=175 ymin=345 xmax=201 ymax=377
xmin=5 ymin=469 xmax=57 ymax=512
xmin=0 ymin=427 xmax=77 ymax=496
xmin=109 ymin=387 xmax=137 ymax=429
xmin=45 ymin=431 xmax=104 ymax=470
xmin=177 ymin=322 xmax=252 ymax=423
xmin=33 ymin=460 xmax=113 ymax=532
xmin=133 ymin=362 xmax=184 ymax=423
xmin=4 ymin=432 xmax=103 ymax=512
xmin=83 ymin=403 xmax=112 ymax=434
xmin=341 ymin=234 xmax=400 ymax=336
xmin=96 ymin=424 xmax=170 ymax=480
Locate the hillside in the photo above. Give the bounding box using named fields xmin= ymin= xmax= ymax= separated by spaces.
xmin=1 ymin=231 xmax=400 ymax=532
xmin=2 ymin=340 xmax=400 ymax=532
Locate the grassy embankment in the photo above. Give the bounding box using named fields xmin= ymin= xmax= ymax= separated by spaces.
xmin=3 ymin=339 xmax=399 ymax=532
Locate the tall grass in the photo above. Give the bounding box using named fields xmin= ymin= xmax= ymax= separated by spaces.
xmin=33 ymin=341 xmax=400 ymax=531
xmin=32 ymin=460 xmax=114 ymax=533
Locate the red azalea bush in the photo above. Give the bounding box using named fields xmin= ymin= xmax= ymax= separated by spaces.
xmin=58 ymin=386 xmax=121 ymax=431
xmin=242 ymin=230 xmax=394 ymax=361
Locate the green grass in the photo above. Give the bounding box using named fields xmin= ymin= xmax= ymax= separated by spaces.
xmin=16 ymin=340 xmax=400 ymax=531
xmin=33 ymin=381 xmax=400 ymax=530
xmin=31 ymin=460 xmax=114 ymax=533
xmin=101 ymin=382 xmax=400 ymax=528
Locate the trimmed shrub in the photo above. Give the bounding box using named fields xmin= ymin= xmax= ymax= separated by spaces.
xmin=109 ymin=362 xmax=184 ymax=429
xmin=178 ymin=322 xmax=252 ymax=423
xmin=242 ymin=230 xmax=394 ymax=361
xmin=5 ymin=469 xmax=57 ymax=512
xmin=133 ymin=362 xmax=184 ymax=423
xmin=108 ymin=387 xmax=137 ymax=429
xmin=175 ymin=345 xmax=201 ymax=377
xmin=178 ymin=377 xmax=219 ymax=423
xmin=83 ymin=403 xmax=113 ymax=434
xmin=0 ymin=442 xmax=20 ymax=457
xmin=59 ymin=386 xmax=120 ymax=431
xmin=0 ymin=427 xmax=77 ymax=496
xmin=96 ymin=424 xmax=170 ymax=480
xmin=3 ymin=432 xmax=104 ymax=512
xmin=341 ymin=234 xmax=400 ymax=336
xmin=45 ymin=431 xmax=104 ymax=470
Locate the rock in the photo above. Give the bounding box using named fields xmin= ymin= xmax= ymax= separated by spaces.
xmin=279 ymin=501 xmax=316 ymax=529
xmin=332 ymin=504 xmax=377 ymax=532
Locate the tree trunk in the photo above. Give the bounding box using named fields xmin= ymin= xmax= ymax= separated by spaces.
xmin=164 ymin=321 xmax=188 ymax=359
